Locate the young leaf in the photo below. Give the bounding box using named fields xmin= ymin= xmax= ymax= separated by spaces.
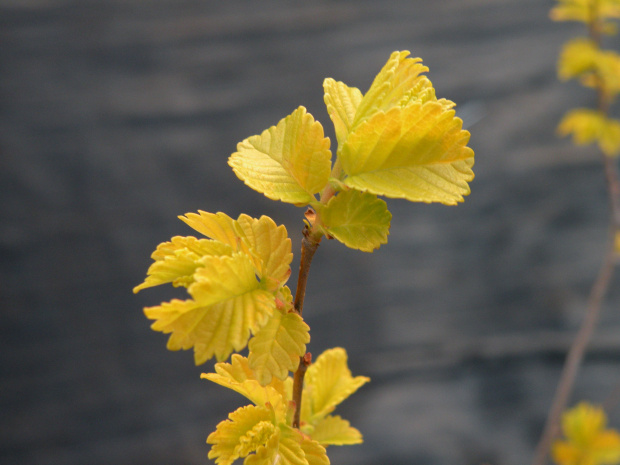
xmin=558 ymin=108 xmax=620 ymax=156
xmin=229 ymin=106 xmax=332 ymax=206
xmin=550 ymin=0 xmax=620 ymax=28
xmin=353 ymin=50 xmax=429 ymax=128
xmin=276 ymin=426 xmax=309 ymax=465
xmin=202 ymin=354 xmax=287 ymax=408
xmin=304 ymin=347 xmax=370 ymax=422
xmin=319 ymin=189 xmax=391 ymax=252
xmin=179 ymin=211 xmax=293 ymax=287
xmin=133 ymin=236 xmax=233 ymax=293
xmin=309 ymin=415 xmax=363 ymax=446
xmin=248 ymin=309 xmax=311 ymax=385
xmin=552 ymin=402 xmax=620 ymax=465
xmin=234 ymin=215 xmax=293 ymax=290
xmin=180 ymin=211 xmax=240 ymax=249
xmin=340 ymin=101 xmax=474 ymax=205
xmin=207 ymin=404 xmax=275 ymax=465
xmin=144 ymin=252 xmax=275 ymax=364
xmin=299 ymin=437 xmax=330 ymax=465
xmin=323 ymin=78 xmax=363 ymax=147
xmin=557 ymin=38 xmax=600 ymax=81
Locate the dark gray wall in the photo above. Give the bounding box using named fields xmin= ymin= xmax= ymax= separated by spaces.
xmin=3 ymin=1 xmax=620 ymax=465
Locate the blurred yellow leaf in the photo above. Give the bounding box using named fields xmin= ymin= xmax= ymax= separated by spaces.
xmin=558 ymin=109 xmax=620 ymax=156
xmin=552 ymin=403 xmax=620 ymax=465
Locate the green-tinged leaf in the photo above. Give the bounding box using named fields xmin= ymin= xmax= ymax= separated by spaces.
xmin=323 ymin=78 xmax=363 ymax=147
xmin=353 ymin=51 xmax=429 ymax=127
xmin=202 ymin=354 xmax=288 ymax=407
xmin=320 ymin=190 xmax=391 ymax=252
xmin=340 ymin=101 xmax=474 ymax=205
xmin=304 ymin=348 xmax=370 ymax=422
xmin=207 ymin=404 xmax=275 ymax=465
xmin=234 ymin=215 xmax=293 ymax=290
xmin=299 ymin=437 xmax=330 ymax=465
xmin=180 ymin=211 xmax=240 ymax=249
xmin=229 ymin=106 xmax=332 ymax=206
xmin=144 ymin=253 xmax=275 ymax=364
xmin=310 ymin=415 xmax=363 ymax=446
xmin=133 ymin=236 xmax=233 ymax=293
xmin=248 ymin=309 xmax=311 ymax=385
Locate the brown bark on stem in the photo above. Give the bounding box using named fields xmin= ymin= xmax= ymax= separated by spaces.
xmin=291 ymin=223 xmax=322 ymax=428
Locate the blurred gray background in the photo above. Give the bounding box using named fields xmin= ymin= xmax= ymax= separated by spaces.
xmin=3 ymin=0 xmax=620 ymax=464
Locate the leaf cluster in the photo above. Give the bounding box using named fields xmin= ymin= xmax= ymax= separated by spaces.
xmin=135 ymin=50 xmax=476 ymax=465
xmin=552 ymin=0 xmax=620 ymax=156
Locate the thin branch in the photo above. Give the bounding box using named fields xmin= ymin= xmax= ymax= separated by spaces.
xmin=292 ymin=352 xmax=312 ymax=429
xmin=293 ymin=224 xmax=321 ymax=316
xmin=531 ymin=8 xmax=620 ymax=465
xmin=290 ymin=219 xmax=322 ymax=428
xmin=531 ymin=227 xmax=617 ymax=465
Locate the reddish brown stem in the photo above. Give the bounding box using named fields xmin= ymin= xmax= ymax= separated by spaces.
xmin=292 ymin=352 xmax=312 ymax=429
xmin=290 ymin=222 xmax=322 ymax=428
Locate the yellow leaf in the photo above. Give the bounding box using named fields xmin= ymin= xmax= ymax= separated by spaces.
xmin=234 ymin=215 xmax=293 ymax=290
xmin=323 ymin=78 xmax=363 ymax=147
xmin=180 ymin=211 xmax=240 ymax=249
xmin=207 ymin=404 xmax=275 ymax=465
xmin=552 ymin=402 xmax=620 ymax=465
xmin=558 ymin=109 xmax=620 ymax=156
xmin=340 ymin=101 xmax=474 ymax=205
xmin=319 ymin=189 xmax=391 ymax=252
xmin=353 ymin=50 xmax=429 ymax=128
xmin=229 ymin=106 xmax=332 ymax=206
xmin=558 ymin=38 xmax=600 ymax=81
xmin=276 ymin=426 xmax=309 ymax=465
xmin=309 ymin=415 xmax=363 ymax=446
xmin=244 ymin=428 xmax=281 ymax=465
xmin=550 ymin=0 xmax=620 ymax=25
xmin=299 ymin=437 xmax=330 ymax=465
xmin=202 ymin=354 xmax=288 ymax=408
xmin=133 ymin=236 xmax=233 ymax=293
xmin=178 ymin=211 xmax=293 ymax=286
xmin=304 ymin=347 xmax=370 ymax=422
xmin=248 ymin=309 xmax=311 ymax=385
xmin=144 ymin=253 xmax=275 ymax=364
